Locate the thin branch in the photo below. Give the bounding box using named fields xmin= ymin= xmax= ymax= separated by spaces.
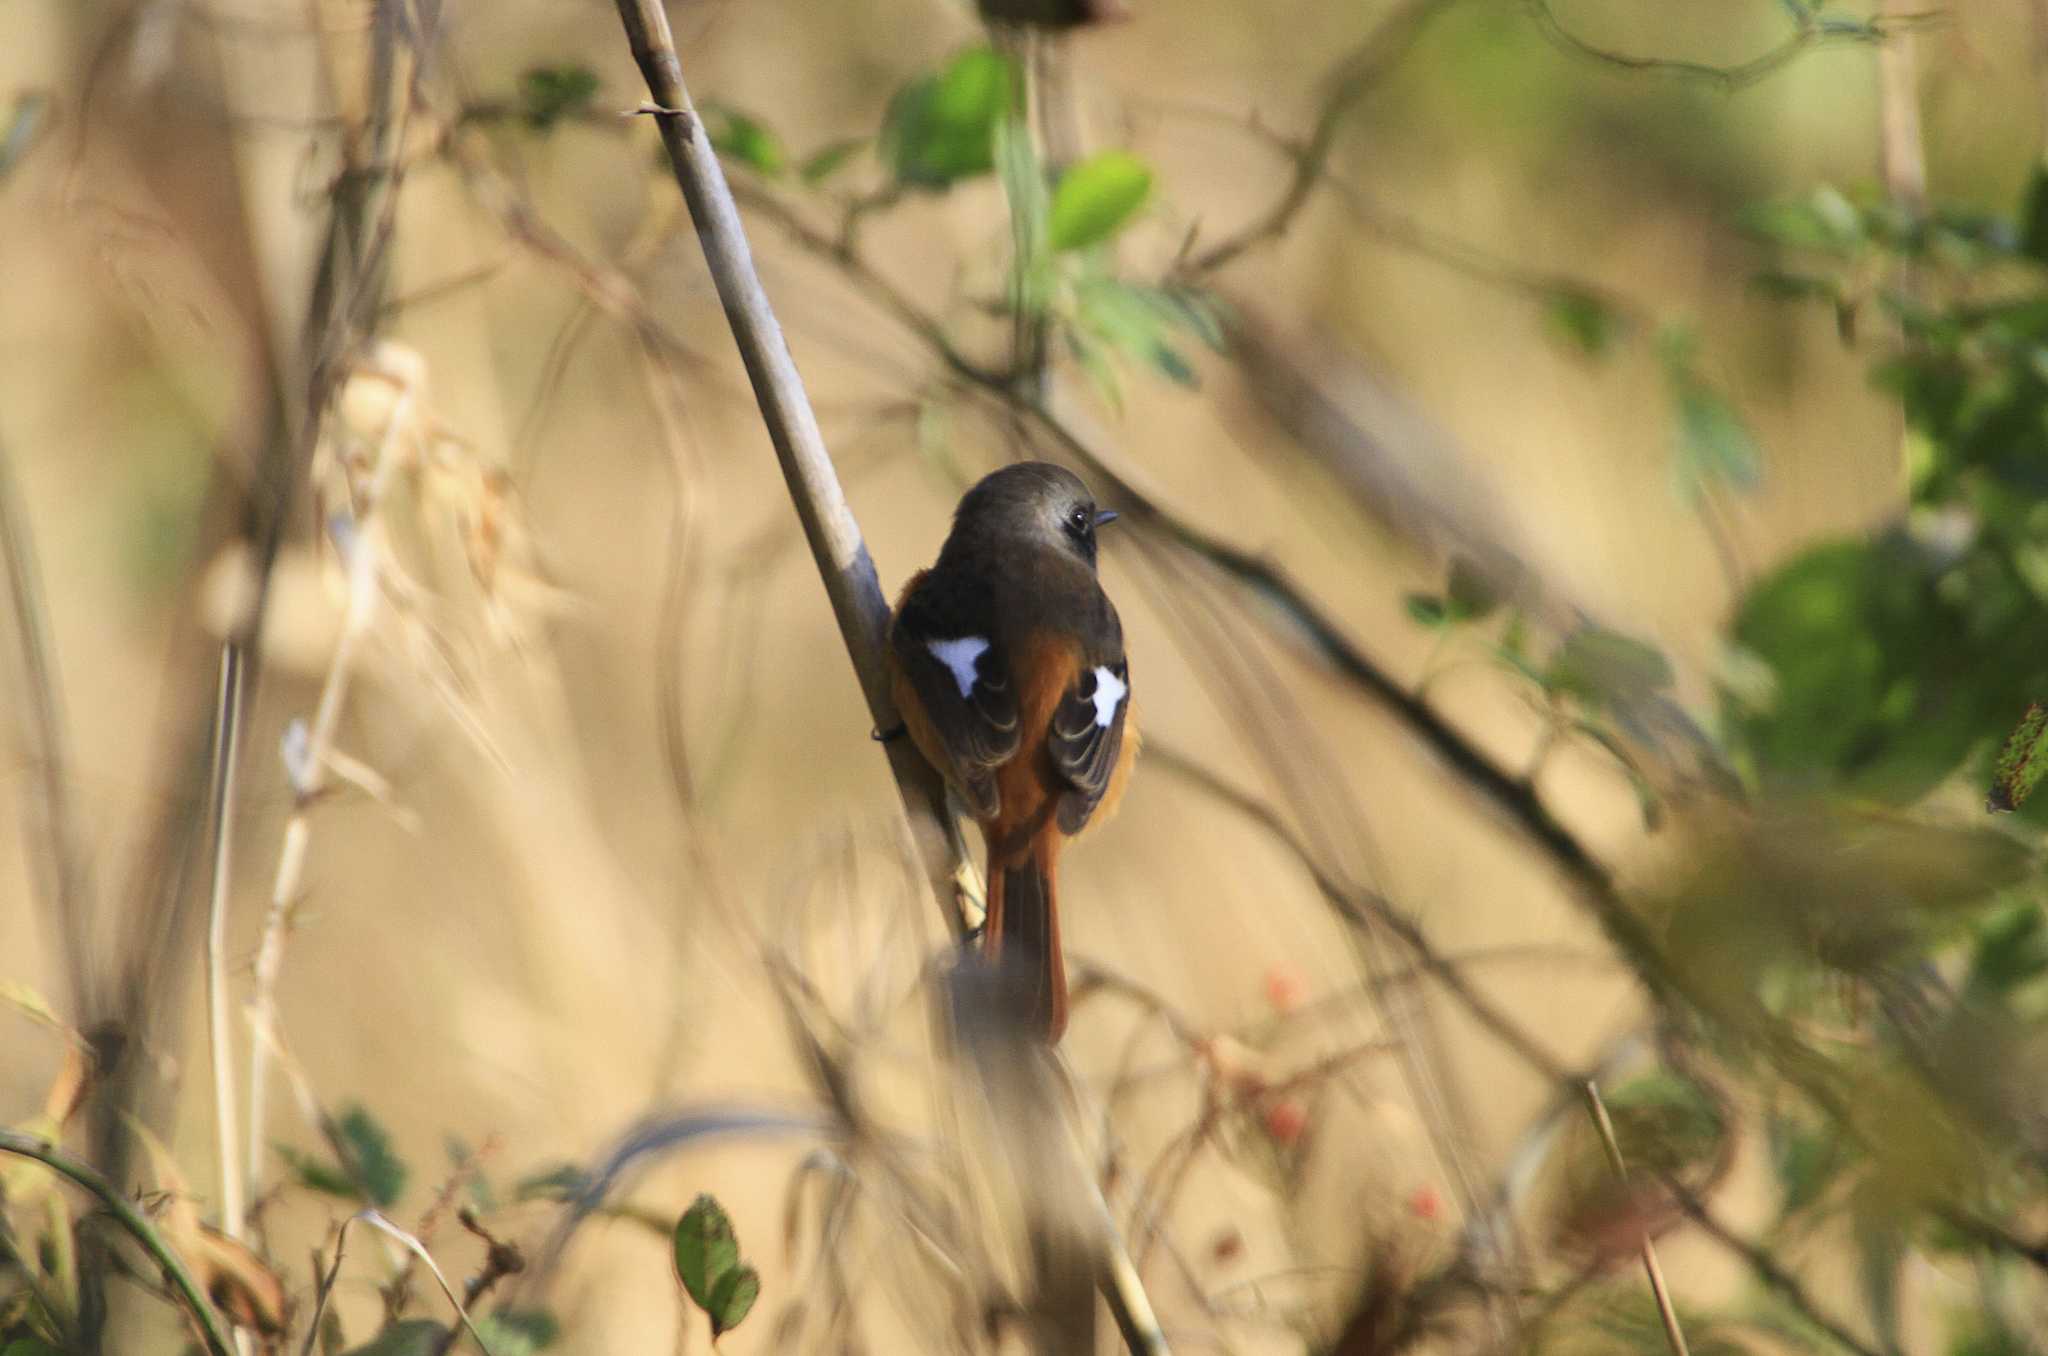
xmin=246 ymin=379 xmax=412 ymax=1207
xmin=610 ymin=6 xmax=1167 ymax=1348
xmin=0 ymin=1131 xmax=236 ymax=1356
xmin=610 ymin=0 xmax=972 ymax=938
xmin=1582 ymin=1080 xmax=1690 ymax=1356
xmin=1183 ymin=0 xmax=1461 ymax=275
xmin=723 ymin=174 xmax=1653 ymax=984
xmin=1149 ymin=747 xmax=1888 ymax=1356
xmin=299 ymin=1226 xmax=349 ymax=1356
xmin=0 ymin=435 xmax=94 ymax=1015
xmin=205 ymin=643 xmax=246 ymax=1243
xmin=1524 ymin=0 xmax=1895 ymax=91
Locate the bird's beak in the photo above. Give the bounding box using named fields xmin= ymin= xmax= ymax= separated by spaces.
xmin=1094 ymin=509 xmax=1120 ymax=528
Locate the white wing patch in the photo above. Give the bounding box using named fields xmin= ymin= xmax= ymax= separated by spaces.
xmin=1090 ymin=665 xmax=1127 ymax=729
xmin=927 ymin=636 xmax=990 ymax=699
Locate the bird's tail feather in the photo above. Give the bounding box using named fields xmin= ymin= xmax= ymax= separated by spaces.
xmin=983 ymin=853 xmax=1067 ymax=1042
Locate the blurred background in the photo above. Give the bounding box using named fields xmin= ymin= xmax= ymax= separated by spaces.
xmin=5 ymin=1 xmax=2048 ymax=1353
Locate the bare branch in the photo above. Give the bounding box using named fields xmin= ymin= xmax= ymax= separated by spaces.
xmin=1524 ymin=0 xmax=1896 ymax=91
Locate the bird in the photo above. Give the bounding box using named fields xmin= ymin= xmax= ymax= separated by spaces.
xmin=887 ymin=462 xmax=1136 ymax=1042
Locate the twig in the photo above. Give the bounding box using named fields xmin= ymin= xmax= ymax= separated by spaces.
xmin=0 ymin=1130 xmax=236 ymax=1356
xmin=0 ymin=435 xmax=95 ymax=1017
xmin=347 ymin=1210 xmax=500 ymax=1356
xmin=429 ymin=1210 xmax=524 ymax=1356
xmin=609 ymin=0 xmax=972 ymax=937
xmin=1150 ymin=748 xmax=1888 ymax=1356
xmin=246 ymin=382 xmax=413 ymax=1205
xmin=1523 ymin=0 xmax=1893 ymax=91
xmin=609 ymin=4 xmax=1167 ymax=1347
xmin=204 ymin=643 xmax=247 ymax=1244
xmin=1582 ymin=1080 xmax=1690 ymax=1356
xmin=1182 ymin=0 xmax=1460 ymax=274
xmin=300 ymin=1225 xmax=349 ymax=1356
xmin=1876 ymin=0 xmax=1926 ymax=212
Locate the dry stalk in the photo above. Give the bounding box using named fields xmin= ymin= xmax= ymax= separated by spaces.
xmin=1581 ymin=1081 xmax=1690 ymax=1356
xmin=244 ymin=375 xmax=416 ymax=1215
xmin=204 ymin=643 xmax=247 ymax=1250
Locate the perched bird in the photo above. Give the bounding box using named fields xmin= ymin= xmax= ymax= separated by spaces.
xmin=888 ymin=462 xmax=1136 ymax=1041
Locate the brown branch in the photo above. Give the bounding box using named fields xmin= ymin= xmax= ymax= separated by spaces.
xmin=1148 ymin=748 xmax=1888 ymax=1356
xmin=608 ymin=6 xmax=1165 ymax=1352
xmin=610 ymin=0 xmax=969 ymax=937
xmin=1524 ymin=0 xmax=1896 ymax=91
xmin=1183 ymin=0 xmax=1460 ymax=275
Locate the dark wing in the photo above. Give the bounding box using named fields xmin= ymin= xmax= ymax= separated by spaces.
xmin=891 ymin=573 xmax=1020 ymax=819
xmin=1050 ymin=655 xmax=1130 ymax=834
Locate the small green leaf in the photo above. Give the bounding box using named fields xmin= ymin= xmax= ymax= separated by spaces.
xmin=1987 ymin=701 xmax=2048 ymax=812
xmin=1 ymin=1337 xmax=66 ymax=1356
xmin=1546 ymin=626 xmax=1673 ymax=709
xmin=1543 ymin=287 xmax=1622 ymax=358
xmin=673 ymin=1194 xmax=741 ymax=1316
xmin=1149 ymin=343 xmax=1196 ymax=386
xmin=707 ymin=1264 xmax=760 ymax=1337
xmin=799 ymin=137 xmax=866 ymax=185
xmin=472 ymin=1311 xmax=559 ymax=1356
xmin=341 ymin=1319 xmax=447 ymax=1356
xmin=1404 ymin=594 xmax=1449 ymax=628
xmin=700 ymin=103 xmax=786 ymax=176
xmin=336 ymin=1104 xmax=407 ymax=1208
xmin=880 ymin=48 xmax=1015 ymax=188
xmin=1661 ymin=329 xmax=1762 ymax=502
xmin=275 ymin=1144 xmax=359 ymax=1201
xmin=1966 ymin=903 xmax=2048 ymax=999
xmin=1446 ymin=558 xmax=1500 ymax=621
xmin=517 ymin=66 xmax=599 ymax=132
xmin=1047 ymin=150 xmax=1153 ymax=251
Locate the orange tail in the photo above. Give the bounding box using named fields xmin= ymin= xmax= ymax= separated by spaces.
xmin=980 ymin=838 xmax=1068 ymax=1043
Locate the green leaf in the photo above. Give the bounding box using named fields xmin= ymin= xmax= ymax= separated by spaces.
xmin=1738 ymin=184 xmax=1864 ymax=254
xmin=1966 ymin=903 xmax=2048 ymax=999
xmin=1 ymin=1337 xmax=66 ymax=1356
xmin=1987 ymin=700 xmax=2048 ymax=812
xmin=706 ymin=1264 xmax=760 ymax=1338
xmin=1545 ymin=625 xmax=1673 ymax=709
xmin=672 ymin=1194 xmax=741 ymax=1316
xmin=275 ymin=1144 xmax=359 ymax=1201
xmin=1767 ymin=1116 xmax=1846 ymax=1218
xmin=879 ymin=47 xmax=1015 ymax=189
xmin=1661 ymin=332 xmax=1762 ymax=502
xmin=2019 ymin=163 xmax=2048 ymax=266
xmin=1404 ymin=595 xmax=1449 ymax=628
xmin=472 ymin=1311 xmax=559 ymax=1356
xmin=1543 ymin=287 xmax=1622 ymax=358
xmin=341 ymin=1319 xmax=447 ymax=1356
xmin=1446 ymin=558 xmax=1500 ymax=621
xmin=336 ymin=1104 xmax=407 ymax=1208
xmin=700 ymin=103 xmax=786 ymax=176
xmin=799 ymin=137 xmax=866 ymax=185
xmin=1070 ymin=278 xmax=1214 ymax=390
xmin=517 ymin=66 xmax=599 ymax=132
xmin=1047 ymin=150 xmax=1154 ymax=251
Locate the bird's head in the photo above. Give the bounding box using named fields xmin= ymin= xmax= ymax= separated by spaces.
xmin=947 ymin=461 xmax=1118 ymax=568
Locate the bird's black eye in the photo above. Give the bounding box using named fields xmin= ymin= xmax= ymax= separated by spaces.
xmin=1067 ymin=505 xmax=1092 ymax=535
